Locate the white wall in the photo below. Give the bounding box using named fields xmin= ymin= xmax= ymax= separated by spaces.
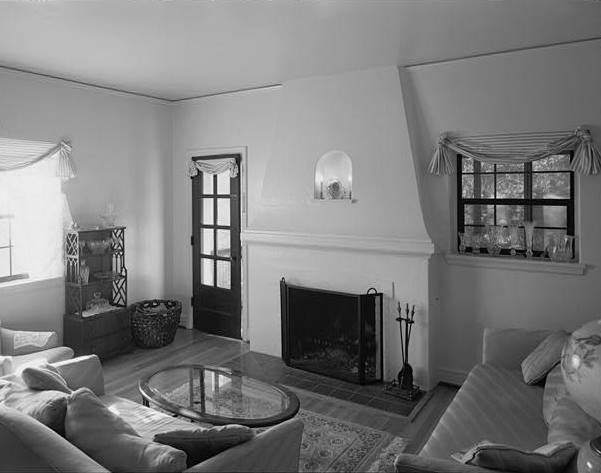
xmin=0 ymin=69 xmax=171 ymax=341
xmin=403 ymin=39 xmax=601 ymax=381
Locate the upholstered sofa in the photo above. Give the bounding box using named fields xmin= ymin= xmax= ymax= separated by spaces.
xmin=0 ymin=355 xmax=304 ymax=472
xmin=395 ymin=328 xmax=583 ymax=473
xmin=0 ymin=324 xmax=74 ymax=375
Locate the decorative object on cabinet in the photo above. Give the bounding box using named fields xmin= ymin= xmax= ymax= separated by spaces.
xmin=100 ymin=201 xmax=118 ymax=228
xmin=314 ymin=150 xmax=353 ymax=200
xmin=63 ymin=226 xmax=130 ymax=360
xmin=130 ymin=299 xmax=182 ymax=348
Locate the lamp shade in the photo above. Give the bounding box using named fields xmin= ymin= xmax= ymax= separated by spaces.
xmin=561 ymin=319 xmax=601 ymax=422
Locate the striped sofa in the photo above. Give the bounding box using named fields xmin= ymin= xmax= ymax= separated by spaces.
xmin=396 ymin=328 xmax=558 ymax=473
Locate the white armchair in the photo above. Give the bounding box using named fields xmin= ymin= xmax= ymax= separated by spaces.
xmin=0 ymin=323 xmax=74 ymax=375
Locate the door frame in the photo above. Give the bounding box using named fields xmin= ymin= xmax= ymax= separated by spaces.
xmin=186 ymin=146 xmax=249 ymax=341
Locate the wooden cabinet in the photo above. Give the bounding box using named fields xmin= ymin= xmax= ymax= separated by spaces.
xmin=63 ymin=227 xmax=131 ymax=359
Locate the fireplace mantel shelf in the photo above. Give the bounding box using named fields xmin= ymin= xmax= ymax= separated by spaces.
xmin=241 ymin=230 xmax=434 ymax=257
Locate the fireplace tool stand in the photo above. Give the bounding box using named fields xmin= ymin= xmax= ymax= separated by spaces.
xmin=384 ymin=302 xmax=422 ymax=401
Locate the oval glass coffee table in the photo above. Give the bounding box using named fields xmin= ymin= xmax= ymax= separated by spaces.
xmin=138 ymin=364 xmax=300 ymax=427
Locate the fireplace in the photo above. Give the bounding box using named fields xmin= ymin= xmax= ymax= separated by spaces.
xmin=280 ymin=278 xmax=383 ymax=384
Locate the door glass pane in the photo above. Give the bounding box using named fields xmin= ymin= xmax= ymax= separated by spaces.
xmin=216 ymin=261 xmax=231 ymax=289
xmin=217 ymin=171 xmax=230 ymax=194
xmin=496 ymin=174 xmax=524 ymax=198
xmin=464 ymin=205 xmax=494 ymax=225
xmin=202 ymin=173 xmax=214 ymax=194
xmin=216 ymin=230 xmax=230 ymax=257
xmin=496 ymin=205 xmax=525 ymax=226
xmin=202 ymin=198 xmax=214 ymax=225
xmin=532 ymin=206 xmax=567 ymax=228
xmin=201 ymin=229 xmax=214 ymax=256
xmin=201 ymin=258 xmax=214 ymax=286
xmin=533 ymin=173 xmax=570 ymax=199
xmin=0 ymin=248 xmax=10 ymax=277
xmin=217 ymin=198 xmax=230 ymax=226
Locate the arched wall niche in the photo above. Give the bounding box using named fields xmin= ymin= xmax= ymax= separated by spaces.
xmin=314 ymin=150 xmax=352 ymax=200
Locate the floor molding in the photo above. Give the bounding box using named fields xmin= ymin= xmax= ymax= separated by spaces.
xmin=437 ymin=368 xmax=468 ymax=386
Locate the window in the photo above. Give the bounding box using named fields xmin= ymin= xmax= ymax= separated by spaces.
xmin=0 ymin=158 xmax=64 ymax=283
xmin=457 ymin=153 xmax=574 ymax=257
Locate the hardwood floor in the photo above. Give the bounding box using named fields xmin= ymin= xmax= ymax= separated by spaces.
xmin=102 ymin=328 xmax=457 ymax=454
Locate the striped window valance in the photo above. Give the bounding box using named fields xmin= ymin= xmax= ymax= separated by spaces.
xmin=0 ymin=137 xmax=76 ymax=180
xmin=187 ymin=157 xmax=239 ymax=178
xmin=427 ymin=127 xmax=601 ymax=176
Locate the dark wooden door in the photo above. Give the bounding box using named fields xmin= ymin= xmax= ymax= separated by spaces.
xmin=192 ymin=154 xmax=241 ymax=339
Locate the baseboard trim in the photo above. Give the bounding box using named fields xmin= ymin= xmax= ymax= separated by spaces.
xmin=241 ymin=230 xmax=434 ymax=257
xmin=437 ymin=368 xmax=468 ymax=386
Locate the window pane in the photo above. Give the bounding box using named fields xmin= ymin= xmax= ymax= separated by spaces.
xmin=216 ymin=230 xmax=230 ymax=257
xmin=201 ymin=258 xmax=214 ymax=286
xmin=533 ymin=154 xmax=571 ymax=172
xmin=533 ymin=173 xmax=570 ymax=199
xmin=462 ymin=175 xmax=474 ymax=198
xmin=201 ymin=228 xmax=214 ymax=256
xmin=202 ymin=173 xmax=214 ymax=194
xmin=496 ymin=174 xmax=524 ymax=198
xmin=496 ymin=163 xmax=524 ymax=172
xmin=533 ymin=229 xmax=566 ymax=252
xmin=217 ymin=171 xmax=230 ymax=194
xmin=202 ymin=198 xmax=214 ymax=225
xmin=496 ymin=205 xmax=525 ymax=225
xmin=480 ymin=162 xmax=494 ymax=172
xmin=464 ymin=205 xmax=494 ymax=225
xmin=462 ymin=158 xmax=474 ymax=173
xmin=0 ymin=219 xmax=9 ymax=247
xmin=532 ymin=206 xmax=567 ymax=228
xmin=0 ymin=248 xmax=10 ymax=277
xmin=216 ymin=261 xmax=231 ymax=289
xmin=217 ymin=198 xmax=230 ymax=226
xmin=476 ymin=174 xmax=495 ymax=198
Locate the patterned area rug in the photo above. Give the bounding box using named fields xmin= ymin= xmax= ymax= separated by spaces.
xmin=290 ymin=410 xmax=407 ymax=472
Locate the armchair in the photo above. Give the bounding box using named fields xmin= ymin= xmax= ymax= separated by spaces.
xmin=0 ymin=323 xmax=74 ymax=375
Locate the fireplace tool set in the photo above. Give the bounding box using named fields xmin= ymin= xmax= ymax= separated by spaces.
xmin=384 ymin=302 xmax=422 ymax=401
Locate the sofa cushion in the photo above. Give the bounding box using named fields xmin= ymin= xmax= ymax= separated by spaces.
xmin=154 ymin=425 xmax=255 ymax=467
xmin=66 ymin=387 xmax=187 ymax=473
xmin=543 ymin=365 xmax=568 ymax=426
xmin=452 ymin=441 xmax=576 ymax=473
xmin=21 ymin=363 xmax=72 ymax=394
xmin=0 ymin=379 xmax=69 ymax=435
xmin=420 ymin=364 xmax=547 ymax=460
xmin=548 ymin=395 xmax=601 ymax=447
xmin=521 ymin=331 xmax=569 ymax=385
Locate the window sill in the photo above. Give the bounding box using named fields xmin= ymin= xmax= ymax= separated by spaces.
xmin=0 ymin=276 xmax=63 ymax=293
xmin=444 ymin=253 xmax=586 ymax=275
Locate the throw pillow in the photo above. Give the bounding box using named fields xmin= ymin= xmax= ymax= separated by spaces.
xmin=548 ymin=395 xmax=601 ymax=447
xmin=543 ymin=364 xmax=568 ymax=425
xmin=21 ymin=363 xmax=72 ymax=394
xmin=0 ymin=380 xmax=69 ymax=435
xmin=522 ymin=330 xmax=570 ymax=385
xmin=452 ymin=441 xmax=577 ymax=473
xmin=154 ymin=425 xmax=255 ymax=467
xmin=0 ymin=356 xmax=12 ymax=376
xmin=65 ymin=387 xmax=187 ymax=473
xmin=0 ymin=328 xmax=58 ymax=356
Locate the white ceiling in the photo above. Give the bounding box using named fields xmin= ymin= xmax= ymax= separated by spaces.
xmin=0 ymin=0 xmax=600 ymax=101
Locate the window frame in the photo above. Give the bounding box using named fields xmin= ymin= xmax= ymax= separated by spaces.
xmin=0 ymin=214 xmax=29 ymax=283
xmin=456 ymin=153 xmax=575 ymax=258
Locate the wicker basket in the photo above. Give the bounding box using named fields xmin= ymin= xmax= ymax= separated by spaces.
xmin=130 ymin=299 xmax=182 ymax=348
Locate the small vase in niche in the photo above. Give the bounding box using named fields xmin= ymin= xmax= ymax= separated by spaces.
xmin=79 ymin=260 xmax=90 ymax=284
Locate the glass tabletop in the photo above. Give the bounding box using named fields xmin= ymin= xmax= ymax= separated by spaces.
xmin=139 ymin=365 xmax=300 ymax=427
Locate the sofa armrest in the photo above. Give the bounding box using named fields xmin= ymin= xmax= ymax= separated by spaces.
xmin=0 ymin=405 xmax=109 ymax=473
xmin=395 ymin=454 xmax=512 ymax=473
xmin=54 ymin=355 xmax=105 ymax=395
xmin=0 ymin=327 xmax=58 ymax=355
xmin=482 ymin=328 xmax=551 ymax=370
xmin=184 ymin=418 xmax=304 ymax=473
